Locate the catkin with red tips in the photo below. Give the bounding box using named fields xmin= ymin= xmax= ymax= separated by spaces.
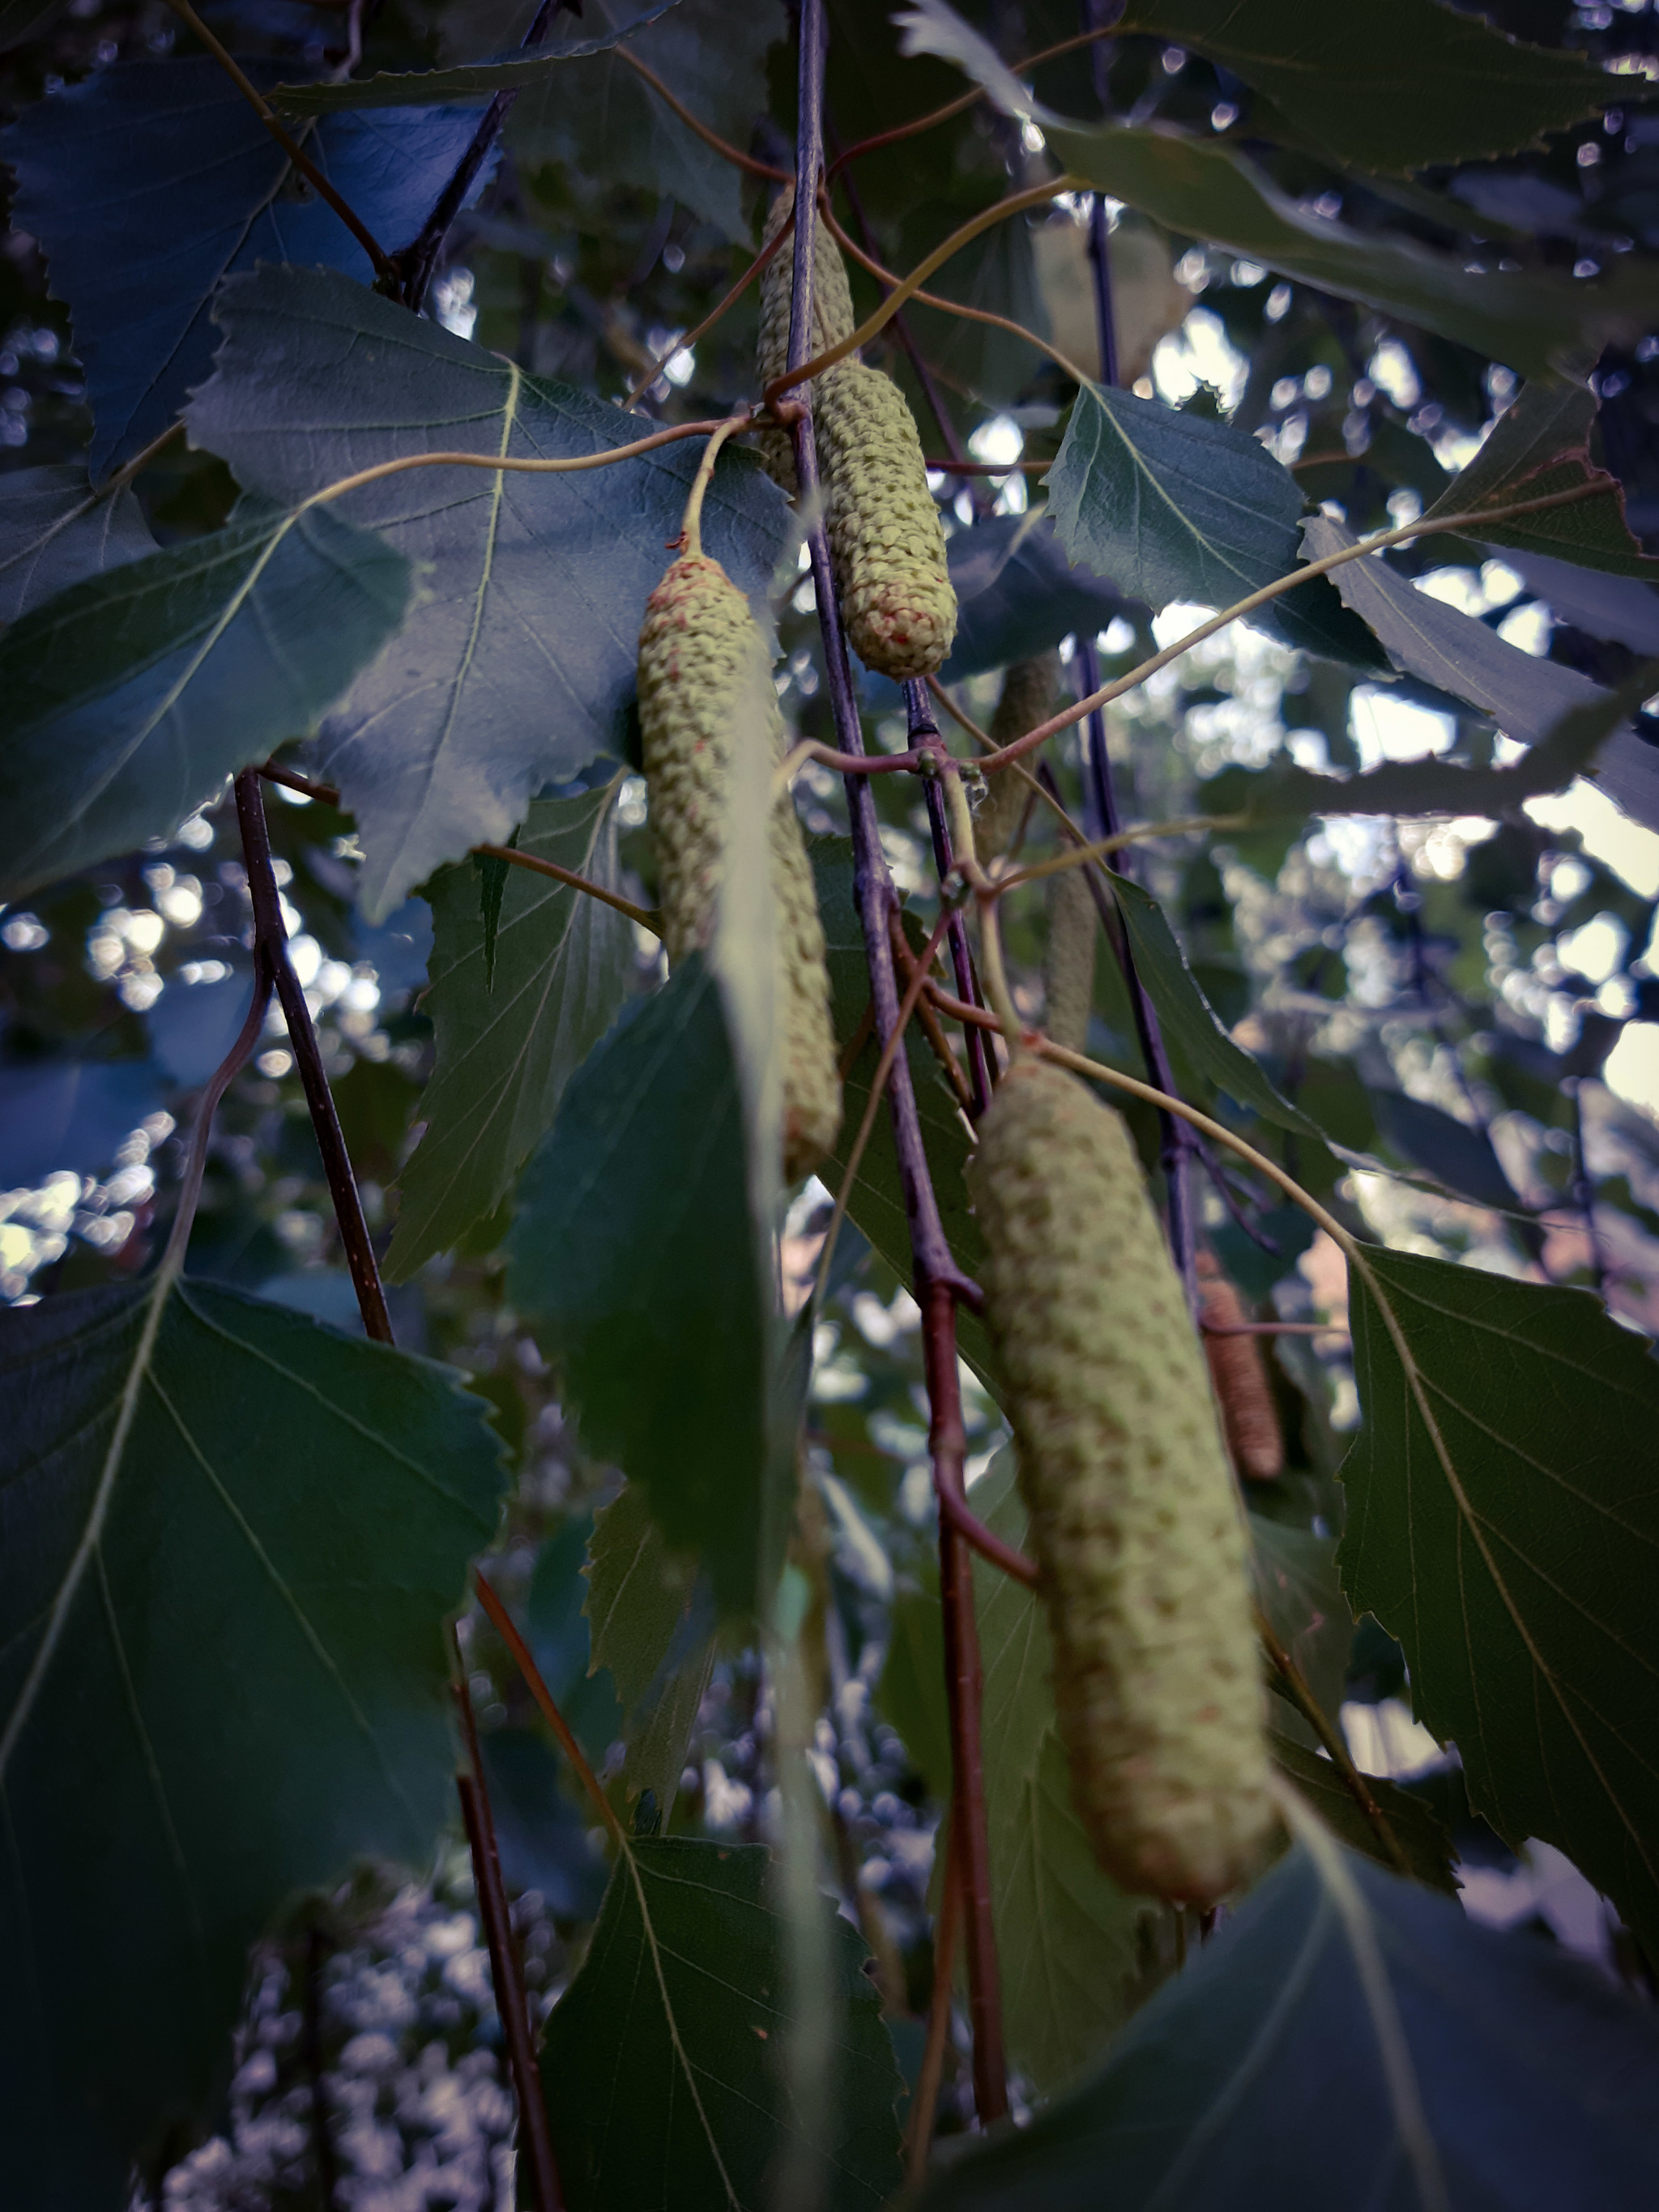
xmin=1197 ymin=1250 xmax=1285 ymax=1481
xmin=967 ymin=1057 xmax=1279 ymax=1904
xmin=635 ymin=551 xmax=842 ymax=1184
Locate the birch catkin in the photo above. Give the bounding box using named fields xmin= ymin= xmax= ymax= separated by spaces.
xmin=967 ymin=1058 xmax=1278 ymax=1903
xmin=1043 ymin=866 xmax=1098 ymax=1055
xmin=754 ymin=181 xmax=855 ymax=493
xmin=974 ymin=653 xmax=1060 ymax=861
xmin=1196 ymin=1250 xmax=1285 ymax=1481
xmin=815 ymin=360 xmax=957 ymax=680
xmin=636 ymin=551 xmax=842 ymax=1183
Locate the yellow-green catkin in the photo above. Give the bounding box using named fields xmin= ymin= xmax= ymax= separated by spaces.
xmin=1043 ymin=866 xmax=1097 ymax=1055
xmin=636 ymin=552 xmax=842 ymax=1183
xmin=966 ymin=1057 xmax=1278 ymax=1904
xmin=815 ymin=360 xmax=957 ymax=680
xmin=754 ymin=181 xmax=856 ymax=494
xmin=974 ymin=652 xmax=1060 ymax=861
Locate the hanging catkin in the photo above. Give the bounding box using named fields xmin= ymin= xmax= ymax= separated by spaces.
xmin=636 ymin=551 xmax=842 ymax=1184
xmin=967 ymin=1057 xmax=1278 ymax=1904
xmin=815 ymin=359 xmax=957 ymax=680
xmin=1196 ymin=1249 xmax=1285 ymax=1481
xmin=1043 ymin=867 xmax=1098 ymax=1055
xmin=754 ymin=181 xmax=855 ymax=494
xmin=974 ymin=652 xmax=1060 ymax=861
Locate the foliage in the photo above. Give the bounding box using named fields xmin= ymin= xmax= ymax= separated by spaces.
xmin=5 ymin=0 xmax=1659 ymax=2202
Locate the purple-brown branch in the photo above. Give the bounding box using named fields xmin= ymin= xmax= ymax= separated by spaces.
xmin=905 ymin=681 xmax=993 ymax=1116
xmin=233 ymin=770 xmax=394 ymax=1344
xmin=791 ymin=0 xmax=1006 ymax=2128
xmin=454 ymin=1661 xmax=564 ymax=2212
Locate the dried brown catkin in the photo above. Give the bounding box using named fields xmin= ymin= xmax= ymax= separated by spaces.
xmin=1196 ymin=1250 xmax=1285 ymax=1481
xmin=967 ymin=1057 xmax=1279 ymax=1904
xmin=635 ymin=551 xmax=842 ymax=1184
xmin=754 ymin=181 xmax=855 ymax=494
xmin=974 ymin=652 xmax=1060 ymax=861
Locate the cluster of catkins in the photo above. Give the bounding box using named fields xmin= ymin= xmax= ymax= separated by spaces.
xmin=636 ymin=194 xmax=1280 ymax=1906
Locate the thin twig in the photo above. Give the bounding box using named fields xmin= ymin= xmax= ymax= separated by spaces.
xmin=939 ymin=1488 xmax=1038 ymax=1588
xmin=825 ymin=24 xmax=1116 ymax=181
xmin=475 ymin=1572 xmax=626 ymax=1847
xmin=624 ymin=221 xmax=795 ymax=408
xmin=791 ymin=0 xmax=1006 ymax=2122
xmin=620 ymin=47 xmax=788 ymax=179
xmin=889 ymin=914 xmax=976 ymax=1117
xmin=256 ymin=765 xmax=661 ymax=932
xmin=234 ymin=770 xmax=394 ymax=1343
xmin=390 ymin=0 xmax=558 ymax=309
xmin=160 ymin=950 xmax=275 ymax=1276
xmin=906 ymin=682 xmax=993 ymax=1116
xmin=163 ymin=0 xmax=395 ymax=280
xmin=1254 ymin=1606 xmax=1410 ymax=1876
xmin=454 ymin=1659 xmax=563 ymax=2212
xmin=1205 ymin=1319 xmax=1349 ymax=1337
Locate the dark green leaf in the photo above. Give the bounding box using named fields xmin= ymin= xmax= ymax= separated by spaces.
xmin=972 ymin=1455 xmax=1166 ymax=2092
xmin=1370 ymin=1089 xmax=1520 ymax=1214
xmin=584 ymin=1481 xmax=717 ymax=1813
xmin=1115 ymin=0 xmax=1613 ymax=174
xmin=944 ymin=513 xmax=1131 ymax=680
xmin=541 ymin=1836 xmax=903 ymax=2210
xmin=1045 ymin=124 xmax=1659 ymax=381
xmin=186 ymin=266 xmax=791 ymax=918
xmin=0 ymin=502 xmax=412 ymax=904
xmin=506 ymin=957 xmax=782 ymax=1617
xmin=499 ymin=0 xmax=788 ymax=241
xmin=271 ymin=2 xmax=681 ymax=110
xmin=1340 ymin=1245 xmax=1659 ymax=1956
xmin=919 ymin=1832 xmax=1659 ymax=2210
xmin=2 ymin=58 xmax=481 ymax=475
xmin=1423 ymin=380 xmax=1659 ymax=582
xmin=1250 ymin=1514 xmax=1350 ymax=1724
xmin=1265 ymin=1727 xmax=1458 ymax=1894
xmin=0 ymin=1276 xmax=504 ymax=2201
xmin=1045 ymin=379 xmax=1304 ymax=616
xmin=386 ymin=788 xmax=633 ymax=1278
xmin=0 ymin=462 xmax=154 ymax=624
xmin=474 ymin=846 xmax=511 ymax=993
xmin=1106 ymin=869 xmax=1324 ymax=1137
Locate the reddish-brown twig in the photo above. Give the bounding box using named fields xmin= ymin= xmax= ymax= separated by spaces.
xmin=453 ymin=1656 xmax=563 ymax=2211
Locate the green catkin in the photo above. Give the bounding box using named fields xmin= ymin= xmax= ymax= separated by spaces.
xmin=1043 ymin=866 xmax=1098 ymax=1055
xmin=754 ymin=181 xmax=856 ymax=494
xmin=815 ymin=359 xmax=957 ymax=680
xmin=966 ymin=1057 xmax=1279 ymax=1904
xmin=974 ymin=652 xmax=1061 ymax=861
xmin=636 ymin=551 xmax=842 ymax=1184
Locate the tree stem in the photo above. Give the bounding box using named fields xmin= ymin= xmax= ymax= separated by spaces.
xmin=233 ymin=770 xmax=394 ymax=1344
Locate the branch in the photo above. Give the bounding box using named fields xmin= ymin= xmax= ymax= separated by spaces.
xmin=906 ymin=683 xmax=994 ymax=1116
xmin=792 ymin=0 xmax=1007 ymax=2124
xmin=160 ymin=947 xmax=275 ymax=1276
xmin=619 ymin=47 xmax=788 ymax=179
xmin=454 ymin=1656 xmax=564 ymax=2212
xmin=162 ymin=0 xmax=395 ymax=281
xmin=906 ymin=1809 xmax=961 ymax=2183
xmin=389 ymin=0 xmax=560 ymax=310
xmin=625 ymin=220 xmax=795 ymax=408
xmin=475 ymin=1571 xmax=626 ymax=1847
xmin=234 ymin=770 xmax=394 ymax=1343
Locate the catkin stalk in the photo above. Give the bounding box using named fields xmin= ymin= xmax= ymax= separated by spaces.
xmin=815 ymin=360 xmax=957 ymax=680
xmin=754 ymin=181 xmax=856 ymax=494
xmin=1196 ymin=1251 xmax=1285 ymax=1481
xmin=967 ymin=1057 xmax=1278 ymax=1903
xmin=636 ymin=551 xmax=842 ymax=1183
